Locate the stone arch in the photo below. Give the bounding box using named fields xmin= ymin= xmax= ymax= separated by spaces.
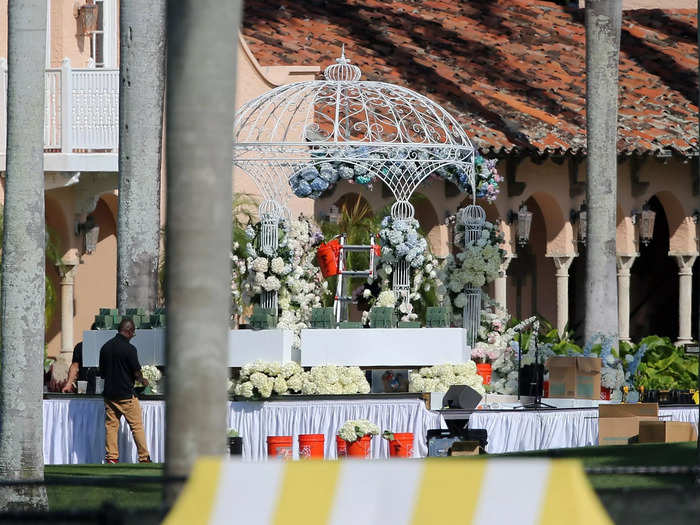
xmin=525 ymin=191 xmax=572 ymax=255
xmin=333 ymin=192 xmax=374 ymax=220
xmin=653 ymin=191 xmax=694 ymax=253
xmin=412 ymin=193 xmax=444 ymax=255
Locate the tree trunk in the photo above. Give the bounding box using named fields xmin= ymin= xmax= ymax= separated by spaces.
xmin=117 ymin=0 xmax=167 ymax=313
xmin=0 ymin=0 xmax=48 ymax=510
xmin=584 ymin=0 xmax=621 ymax=342
xmin=164 ymin=0 xmax=241 ymax=504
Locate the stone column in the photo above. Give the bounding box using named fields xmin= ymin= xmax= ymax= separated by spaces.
xmin=58 ymin=265 xmax=79 ymax=361
xmin=494 ymin=254 xmax=515 ymax=309
xmin=616 ymin=254 xmax=638 ymax=343
xmin=671 ymin=253 xmax=697 ymax=346
xmin=549 ymin=255 xmax=576 ymax=337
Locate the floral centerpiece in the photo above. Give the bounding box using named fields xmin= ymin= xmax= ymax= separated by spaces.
xmin=337 ymin=419 xmax=380 ymax=443
xmin=408 ymin=362 xmax=485 ymax=396
xmin=299 ymin=365 xmax=371 ymax=395
xmin=377 ymin=216 xmax=427 ymax=270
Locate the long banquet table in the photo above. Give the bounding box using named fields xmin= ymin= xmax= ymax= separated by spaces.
xmin=43 ymin=395 xmax=443 ymax=464
xmin=43 ymin=395 xmax=699 ymax=463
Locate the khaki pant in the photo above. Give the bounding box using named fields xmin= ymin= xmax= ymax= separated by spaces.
xmin=104 ymin=396 xmax=150 ymax=461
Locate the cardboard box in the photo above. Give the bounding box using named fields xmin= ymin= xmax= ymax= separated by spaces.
xmin=639 ymin=421 xmax=698 ymax=444
xmin=598 ymin=403 xmax=659 ymax=446
xmin=546 ymin=357 xmax=602 ymax=399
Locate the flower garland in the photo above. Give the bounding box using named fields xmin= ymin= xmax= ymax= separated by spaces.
xmin=337 ymin=419 xmax=380 ymax=443
xmin=408 ymin=362 xmax=485 ymax=396
xmin=289 ymin=147 xmax=501 ymax=203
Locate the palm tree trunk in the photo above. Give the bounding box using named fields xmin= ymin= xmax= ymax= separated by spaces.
xmin=117 ymin=0 xmax=167 ymax=313
xmin=164 ymin=0 xmax=241 ymax=504
xmin=0 ymin=0 xmax=48 ymax=510
xmin=584 ymin=0 xmax=621 ymax=342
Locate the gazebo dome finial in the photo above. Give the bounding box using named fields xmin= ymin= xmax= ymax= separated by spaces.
xmin=323 ymin=45 xmax=362 ymax=81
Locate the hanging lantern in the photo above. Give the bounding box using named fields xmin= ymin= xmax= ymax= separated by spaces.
xmin=508 ymin=204 xmax=533 ymax=247
xmin=638 ymin=207 xmax=656 ymax=247
xmin=77 ymin=0 xmax=99 ymax=35
xmin=571 ymin=202 xmax=587 ymax=245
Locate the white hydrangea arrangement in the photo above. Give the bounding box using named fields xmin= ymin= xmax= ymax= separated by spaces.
xmin=138 ymin=365 xmax=162 ymax=394
xmin=337 ymin=419 xmax=380 ymax=443
xmin=408 ymin=362 xmax=485 ymax=396
xmin=233 ymin=361 xmax=370 ymax=398
xmin=238 ymin=216 xmax=329 ymax=342
xmin=378 ymin=215 xmax=428 ymax=269
xmin=233 ymin=360 xmax=304 ymax=399
xmin=441 ymin=220 xmax=505 ymax=320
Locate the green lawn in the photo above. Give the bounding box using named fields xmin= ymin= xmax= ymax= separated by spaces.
xmin=46 ymin=463 xmax=164 ymax=511
xmin=493 ymin=441 xmax=699 ymax=489
xmin=45 ymin=443 xmax=700 ymax=512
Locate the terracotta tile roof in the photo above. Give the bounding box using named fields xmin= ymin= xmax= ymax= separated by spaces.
xmin=242 ymin=0 xmax=699 ymax=157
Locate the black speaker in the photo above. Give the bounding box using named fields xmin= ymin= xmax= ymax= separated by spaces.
xmin=443 ymin=384 xmax=483 ymax=410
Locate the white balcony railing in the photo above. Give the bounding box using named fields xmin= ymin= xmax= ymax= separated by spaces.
xmin=0 ymin=58 xmax=119 ymax=155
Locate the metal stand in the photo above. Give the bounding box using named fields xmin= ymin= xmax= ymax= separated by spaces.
xmin=516 ymin=326 xmax=554 ymax=410
xmin=333 ymin=234 xmax=377 ymax=324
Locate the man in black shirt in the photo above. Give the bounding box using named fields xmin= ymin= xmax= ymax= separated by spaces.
xmin=62 ymin=324 xmax=98 ymax=394
xmin=99 ymin=318 xmax=151 ymax=463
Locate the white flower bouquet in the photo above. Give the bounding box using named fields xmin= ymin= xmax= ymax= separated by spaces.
xmin=408 ymin=362 xmax=485 ymax=396
xmin=378 ymin=215 xmax=428 ymax=269
xmin=137 ymin=365 xmax=162 ymax=394
xmin=337 ymin=419 xmax=380 ymax=443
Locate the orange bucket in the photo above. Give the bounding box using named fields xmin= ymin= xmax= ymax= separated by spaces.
xmin=336 ymin=435 xmax=347 ymax=458
xmin=388 ymin=433 xmax=414 ymax=458
xmin=267 ymin=436 xmax=293 ymax=459
xmin=346 ymin=435 xmax=372 ymax=459
xmin=476 ymin=363 xmax=492 ymax=385
xmin=317 ymin=239 xmax=341 ymax=278
xmin=298 ymin=434 xmax=325 ymax=459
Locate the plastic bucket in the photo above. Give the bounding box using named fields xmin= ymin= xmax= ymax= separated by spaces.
xmin=336 ymin=435 xmax=347 ymax=458
xmin=600 ymin=387 xmax=612 ymax=400
xmin=476 ymin=363 xmax=492 ymax=385
xmin=388 ymin=433 xmax=414 ymax=458
xmin=317 ymin=239 xmax=341 ymax=278
xmin=346 ymin=435 xmax=372 ymax=459
xmin=298 ymin=434 xmax=325 ymax=459
xmin=266 ymin=436 xmax=293 ymax=459
xmin=228 ymin=437 xmax=242 ymax=456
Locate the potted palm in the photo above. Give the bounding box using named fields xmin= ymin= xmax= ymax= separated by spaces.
xmin=228 ymin=429 xmax=242 ymax=456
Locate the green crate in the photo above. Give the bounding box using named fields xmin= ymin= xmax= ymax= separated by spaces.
xmin=150 ymin=313 xmax=166 ymax=327
xmin=99 ymin=308 xmax=118 ymax=316
xmin=311 ymin=307 xmax=335 ymax=329
xmin=339 ymin=321 xmax=363 ymax=329
xmin=126 ymin=308 xmax=146 ymax=316
xmin=370 ymin=307 xmax=396 ymax=328
xmin=426 ymin=307 xmax=450 ymax=328
xmin=250 ymin=306 xmax=277 ymax=330
xmin=398 ymin=321 xmax=421 ymax=328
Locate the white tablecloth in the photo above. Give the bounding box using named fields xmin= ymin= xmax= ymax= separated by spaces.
xmin=43 ymin=397 xmax=444 ymax=464
xmin=468 ymin=406 xmax=699 ymax=454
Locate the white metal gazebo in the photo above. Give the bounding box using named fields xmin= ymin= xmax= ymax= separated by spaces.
xmin=233 ymin=48 xmax=480 ymax=311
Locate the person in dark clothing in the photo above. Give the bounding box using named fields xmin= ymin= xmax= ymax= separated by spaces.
xmin=62 ymin=323 xmax=98 ymax=394
xmin=99 ymin=318 xmax=151 ymax=464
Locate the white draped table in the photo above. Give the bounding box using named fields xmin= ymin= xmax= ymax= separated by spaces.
xmin=43 ymin=396 xmax=444 ymax=464
xmin=467 ymin=406 xmax=699 ymax=454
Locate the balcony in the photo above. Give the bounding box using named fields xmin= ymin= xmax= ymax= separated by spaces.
xmin=0 ymin=58 xmax=119 ymax=172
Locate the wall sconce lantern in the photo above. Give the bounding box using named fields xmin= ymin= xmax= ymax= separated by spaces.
xmin=76 ymin=215 xmax=100 ymax=254
xmin=327 ymin=205 xmax=341 ymax=225
xmin=507 ymin=203 xmax=533 ymax=247
xmin=77 ymin=0 xmax=99 ymax=36
xmin=570 ymin=202 xmax=587 ymax=245
xmin=692 ymin=210 xmax=700 ymax=224
xmin=631 ymin=204 xmax=656 ymax=247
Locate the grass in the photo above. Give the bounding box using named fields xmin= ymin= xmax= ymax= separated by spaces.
xmin=46 ymin=463 xmax=164 ymax=511
xmin=492 ymin=441 xmax=699 ymax=489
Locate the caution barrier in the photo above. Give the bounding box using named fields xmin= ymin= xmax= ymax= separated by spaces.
xmin=164 ymin=457 xmax=612 ymax=525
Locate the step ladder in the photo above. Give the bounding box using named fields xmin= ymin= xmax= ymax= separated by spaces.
xmin=333 ymin=234 xmax=377 ymax=324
